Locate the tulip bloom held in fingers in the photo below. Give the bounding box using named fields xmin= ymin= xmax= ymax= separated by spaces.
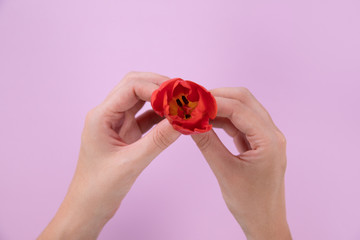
xmin=151 ymin=78 xmax=217 ymax=135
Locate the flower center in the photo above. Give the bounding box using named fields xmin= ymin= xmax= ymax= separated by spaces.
xmin=169 ymin=95 xmax=198 ymax=119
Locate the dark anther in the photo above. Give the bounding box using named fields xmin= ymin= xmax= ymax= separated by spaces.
xmin=176 ymin=99 xmax=183 ymax=107
xmin=185 ymin=114 xmax=191 ymax=119
xmin=182 ymin=96 xmax=189 ymax=105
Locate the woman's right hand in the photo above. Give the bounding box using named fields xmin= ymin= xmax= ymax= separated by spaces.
xmin=191 ymin=87 xmax=292 ymax=240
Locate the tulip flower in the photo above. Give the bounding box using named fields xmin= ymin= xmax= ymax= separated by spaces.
xmin=151 ymin=78 xmax=217 ymax=135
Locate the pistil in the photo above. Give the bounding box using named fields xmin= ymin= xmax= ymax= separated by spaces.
xmin=176 ymin=96 xmax=192 ymax=119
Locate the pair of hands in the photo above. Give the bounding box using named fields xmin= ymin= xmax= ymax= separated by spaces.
xmin=39 ymin=72 xmax=291 ymax=240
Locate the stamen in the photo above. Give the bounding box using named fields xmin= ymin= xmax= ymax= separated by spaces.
xmin=176 ymin=99 xmax=183 ymax=107
xmin=182 ymin=96 xmax=189 ymax=105
xmin=185 ymin=114 xmax=191 ymax=119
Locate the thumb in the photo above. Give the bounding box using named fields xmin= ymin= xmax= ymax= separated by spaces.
xmin=130 ymin=119 xmax=181 ymax=166
xmin=191 ymin=130 xmax=234 ymax=179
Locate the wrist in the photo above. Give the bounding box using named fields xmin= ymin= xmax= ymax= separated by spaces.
xmin=232 ymin=204 xmax=291 ymax=240
xmin=38 ymin=197 xmax=110 ymax=240
xmin=38 ymin=184 xmax=115 ymax=240
xmin=241 ymin=216 xmax=291 ymax=240
xmin=228 ymin=181 xmax=291 ymax=239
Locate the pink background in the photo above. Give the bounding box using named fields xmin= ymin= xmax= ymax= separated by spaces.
xmin=1 ymin=0 xmax=359 ymax=239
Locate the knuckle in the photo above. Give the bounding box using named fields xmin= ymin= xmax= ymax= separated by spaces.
xmin=195 ymin=133 xmax=212 ymax=151
xmin=84 ymin=107 xmax=103 ymax=129
xmin=237 ymin=87 xmax=251 ymax=101
xmin=82 ymin=107 xmax=100 ymax=142
xmin=123 ymin=71 xmax=140 ymax=83
xmin=273 ymin=130 xmax=287 ymax=150
xmin=125 ymin=71 xmax=139 ymax=77
xmin=85 ymin=107 xmax=97 ymax=122
xmin=277 ymin=131 xmax=287 ymax=146
xmin=238 ymin=87 xmax=250 ymax=94
xmin=152 ymin=126 xmax=172 ymax=150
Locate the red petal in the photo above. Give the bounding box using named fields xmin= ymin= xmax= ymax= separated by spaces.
xmin=190 ymin=82 xmax=217 ymax=119
xmin=151 ymin=78 xmax=217 ymax=135
xmin=151 ymin=78 xmax=181 ymax=116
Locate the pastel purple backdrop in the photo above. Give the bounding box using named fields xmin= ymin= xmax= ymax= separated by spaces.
xmin=1 ymin=0 xmax=359 ymax=239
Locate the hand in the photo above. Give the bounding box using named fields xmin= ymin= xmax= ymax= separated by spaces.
xmin=191 ymin=87 xmax=292 ymax=240
xmin=38 ymin=72 xmax=181 ymax=240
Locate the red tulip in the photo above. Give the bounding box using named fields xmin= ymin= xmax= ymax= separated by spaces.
xmin=151 ymin=78 xmax=217 ymax=135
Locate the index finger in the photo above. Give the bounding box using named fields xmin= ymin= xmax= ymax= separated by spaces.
xmin=215 ymin=96 xmax=265 ymax=137
xmin=102 ymin=72 xmax=170 ymax=113
xmin=211 ymin=87 xmax=277 ymax=129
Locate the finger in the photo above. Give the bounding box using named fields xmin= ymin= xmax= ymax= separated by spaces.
xmin=129 ymin=119 xmax=181 ymax=167
xmin=136 ymin=110 xmax=163 ymax=134
xmin=103 ymin=79 xmax=160 ymax=113
xmin=117 ymin=112 xmax=143 ymax=144
xmin=211 ymin=117 xmax=239 ymax=137
xmin=211 ymin=117 xmax=250 ymax=153
xmin=211 ymin=87 xmax=276 ymax=128
xmin=106 ymin=71 xmax=169 ymax=100
xmin=125 ymin=71 xmax=170 ymax=85
xmin=215 ymin=96 xmax=265 ymax=137
xmin=233 ymin=132 xmax=251 ymax=153
xmin=191 ymin=130 xmax=235 ymax=179
xmin=102 ymin=72 xmax=170 ymax=113
xmin=128 ymin=101 xmax=145 ymax=116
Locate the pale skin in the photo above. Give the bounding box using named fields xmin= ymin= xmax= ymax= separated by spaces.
xmin=38 ymin=72 xmax=291 ymax=240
